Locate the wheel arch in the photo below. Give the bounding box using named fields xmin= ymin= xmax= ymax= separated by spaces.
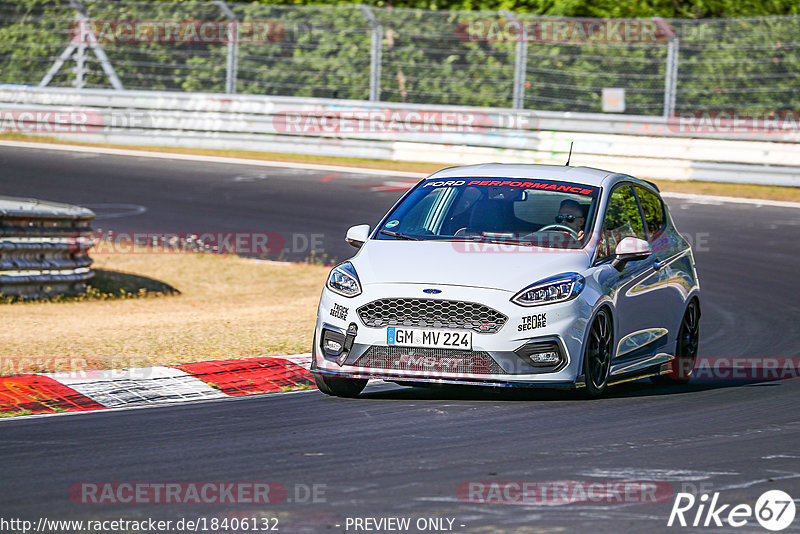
xmin=577 ymin=300 xmax=615 ymax=379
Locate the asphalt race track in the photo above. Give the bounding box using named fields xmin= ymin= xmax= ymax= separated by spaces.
xmin=1 ymin=144 xmax=800 ymax=533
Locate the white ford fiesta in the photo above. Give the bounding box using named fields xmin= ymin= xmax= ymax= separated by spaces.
xmin=312 ymin=164 xmax=700 ymax=398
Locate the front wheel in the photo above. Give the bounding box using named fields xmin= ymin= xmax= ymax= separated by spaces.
xmin=313 ymin=373 xmax=367 ymax=398
xmin=582 ymin=308 xmax=613 ymax=398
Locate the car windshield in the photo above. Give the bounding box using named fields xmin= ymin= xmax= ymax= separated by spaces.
xmin=376 ymin=178 xmax=600 ymax=249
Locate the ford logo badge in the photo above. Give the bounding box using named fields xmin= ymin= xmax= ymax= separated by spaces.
xmin=423 ymin=288 xmax=442 ymax=294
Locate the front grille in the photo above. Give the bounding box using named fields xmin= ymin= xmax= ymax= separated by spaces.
xmin=355 ymin=346 xmax=503 ymax=375
xmin=357 ymin=298 xmax=507 ymax=333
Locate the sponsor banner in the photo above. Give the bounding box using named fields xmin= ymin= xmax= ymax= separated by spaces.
xmin=421 ymin=179 xmax=596 ymax=195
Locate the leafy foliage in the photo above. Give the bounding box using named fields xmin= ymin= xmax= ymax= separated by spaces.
xmin=0 ymin=0 xmax=798 ymax=115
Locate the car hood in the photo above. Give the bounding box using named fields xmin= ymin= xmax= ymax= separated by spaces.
xmin=351 ymin=240 xmax=592 ymax=293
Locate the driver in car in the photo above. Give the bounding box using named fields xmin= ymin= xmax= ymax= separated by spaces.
xmin=556 ymin=199 xmax=588 ymax=239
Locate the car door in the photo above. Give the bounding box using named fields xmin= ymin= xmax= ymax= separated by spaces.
xmin=595 ymin=183 xmax=666 ymax=365
xmin=631 ymin=185 xmax=690 ymax=350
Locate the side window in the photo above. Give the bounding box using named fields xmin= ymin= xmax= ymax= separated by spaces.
xmin=598 ymin=185 xmax=647 ymax=259
xmin=635 ymin=186 xmax=665 ymax=239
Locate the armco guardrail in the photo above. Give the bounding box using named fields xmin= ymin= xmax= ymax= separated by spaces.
xmin=0 ymin=86 xmax=798 ymax=186
xmin=0 ymin=196 xmax=95 ymax=299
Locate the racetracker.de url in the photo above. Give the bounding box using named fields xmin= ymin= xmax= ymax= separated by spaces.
xmin=0 ymin=516 xmax=279 ymax=533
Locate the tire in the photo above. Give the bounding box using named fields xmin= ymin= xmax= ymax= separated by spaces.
xmin=582 ymin=308 xmax=613 ymax=398
xmin=313 ymin=373 xmax=367 ymax=398
xmin=653 ymin=300 xmax=700 ymax=384
xmin=310 ymin=330 xmax=368 ymax=397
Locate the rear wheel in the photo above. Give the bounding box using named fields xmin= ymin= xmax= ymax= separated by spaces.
xmin=654 ymin=300 xmax=700 ymax=384
xmin=583 ymin=308 xmax=613 ymax=398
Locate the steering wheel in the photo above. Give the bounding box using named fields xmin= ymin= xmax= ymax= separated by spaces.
xmin=538 ymin=224 xmax=579 ymax=238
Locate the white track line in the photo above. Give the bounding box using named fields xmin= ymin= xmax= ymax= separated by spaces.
xmin=0 ymin=139 xmax=425 ymax=178
xmin=0 ymin=388 xmax=318 ymax=423
xmin=2 ymin=139 xmax=798 ymax=209
xmin=661 ymin=191 xmax=800 ymax=209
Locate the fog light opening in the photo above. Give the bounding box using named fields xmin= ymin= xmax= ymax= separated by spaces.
xmin=320 ymin=327 xmax=346 ymax=361
xmin=325 ymin=339 xmax=343 ymax=353
xmin=529 ymin=351 xmax=560 ymax=366
xmin=514 ymin=340 xmax=566 ymax=371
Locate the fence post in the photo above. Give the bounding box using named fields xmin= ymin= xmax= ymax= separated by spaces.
xmin=39 ymin=42 xmax=78 ymax=88
xmin=42 ymin=2 xmax=124 ymax=89
xmin=70 ymin=0 xmax=123 ymax=89
xmin=663 ymin=36 xmax=679 ymax=118
xmin=215 ymin=0 xmax=238 ymax=94
xmin=358 ymin=5 xmax=382 ymax=102
xmin=73 ymin=43 xmax=87 ymax=89
xmin=501 ymin=10 xmax=526 ymax=110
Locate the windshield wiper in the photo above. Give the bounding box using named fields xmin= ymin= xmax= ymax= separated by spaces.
xmin=379 ymin=229 xmax=420 ymax=241
xmin=432 ymin=234 xmax=535 ymax=246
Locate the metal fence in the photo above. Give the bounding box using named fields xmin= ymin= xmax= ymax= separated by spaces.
xmin=0 ymin=196 xmax=95 ymax=299
xmin=2 ymin=86 xmax=799 ymax=186
xmin=1 ymin=1 xmax=798 ymax=117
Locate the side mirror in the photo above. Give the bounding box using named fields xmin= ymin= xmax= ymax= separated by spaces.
xmin=345 ymin=224 xmax=371 ymax=249
xmin=612 ymin=236 xmax=651 ymax=271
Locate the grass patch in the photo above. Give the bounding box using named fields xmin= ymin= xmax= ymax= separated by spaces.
xmin=0 ymin=251 xmax=328 ymax=374
xmin=3 ymin=133 xmax=798 ymax=202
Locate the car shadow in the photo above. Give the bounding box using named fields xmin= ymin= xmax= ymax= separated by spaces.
xmin=357 ymin=377 xmax=784 ymax=402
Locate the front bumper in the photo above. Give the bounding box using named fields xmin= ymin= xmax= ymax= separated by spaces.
xmin=314 ymin=283 xmax=594 ymax=387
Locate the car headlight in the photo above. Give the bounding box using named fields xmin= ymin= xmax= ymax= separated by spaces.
xmin=511 ymin=273 xmax=584 ymax=307
xmin=327 ymin=261 xmax=362 ymax=297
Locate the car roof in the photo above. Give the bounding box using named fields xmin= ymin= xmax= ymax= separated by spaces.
xmin=427 ymin=163 xmax=639 ymax=190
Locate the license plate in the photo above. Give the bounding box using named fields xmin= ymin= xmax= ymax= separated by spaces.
xmin=386 ymin=327 xmax=472 ymax=350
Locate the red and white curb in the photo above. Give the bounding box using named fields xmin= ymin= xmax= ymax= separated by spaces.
xmin=0 ymin=354 xmax=313 ymax=416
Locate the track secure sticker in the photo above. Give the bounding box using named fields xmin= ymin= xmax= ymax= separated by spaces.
xmin=519 ymin=313 xmax=546 ymax=332
xmin=330 ymin=303 xmax=349 ymax=320
xmin=385 ymin=220 xmax=400 ymax=228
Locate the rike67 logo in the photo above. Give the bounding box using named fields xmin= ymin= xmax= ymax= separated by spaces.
xmin=668 ymin=490 xmax=795 ymax=531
